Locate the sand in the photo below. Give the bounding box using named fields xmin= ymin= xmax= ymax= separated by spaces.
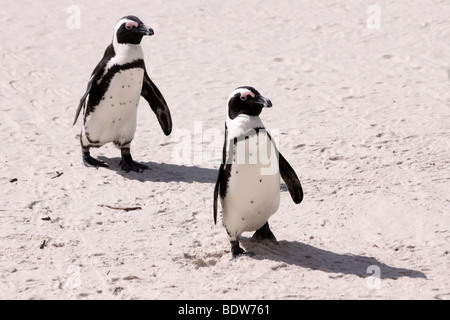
xmin=0 ymin=0 xmax=449 ymax=300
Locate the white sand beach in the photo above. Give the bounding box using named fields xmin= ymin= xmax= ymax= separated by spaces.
xmin=0 ymin=0 xmax=449 ymax=299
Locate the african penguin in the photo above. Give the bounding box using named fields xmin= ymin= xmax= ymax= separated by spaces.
xmin=73 ymin=15 xmax=172 ymax=172
xmin=213 ymin=86 xmax=303 ymax=257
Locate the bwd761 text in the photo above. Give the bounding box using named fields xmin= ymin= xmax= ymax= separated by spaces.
xmin=178 ymin=304 xmax=269 ymax=317
xmin=223 ymin=304 xmax=269 ymax=315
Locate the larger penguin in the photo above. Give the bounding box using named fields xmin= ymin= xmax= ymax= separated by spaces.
xmin=213 ymin=86 xmax=303 ymax=257
xmin=73 ymin=16 xmax=172 ymax=172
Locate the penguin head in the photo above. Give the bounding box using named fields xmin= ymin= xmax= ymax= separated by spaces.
xmin=227 ymin=86 xmax=272 ymax=120
xmin=114 ymin=16 xmax=154 ymax=45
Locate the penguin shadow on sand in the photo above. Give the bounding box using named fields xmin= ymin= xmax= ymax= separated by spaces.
xmin=97 ymin=156 xmax=218 ymax=183
xmin=241 ymin=239 xmax=427 ymax=280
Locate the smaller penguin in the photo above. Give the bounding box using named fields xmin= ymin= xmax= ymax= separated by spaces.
xmin=73 ymin=16 xmax=172 ymax=172
xmin=213 ymin=86 xmax=303 ymax=257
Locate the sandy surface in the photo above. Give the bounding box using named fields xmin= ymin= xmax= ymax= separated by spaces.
xmin=1 ymin=0 xmax=449 ymax=299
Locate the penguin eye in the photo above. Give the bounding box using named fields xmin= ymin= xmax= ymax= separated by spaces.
xmin=124 ymin=21 xmax=138 ymax=30
xmin=239 ymin=91 xmax=255 ymax=101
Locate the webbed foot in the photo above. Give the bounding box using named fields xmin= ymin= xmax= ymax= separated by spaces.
xmin=82 ymin=148 xmax=109 ymax=169
xmin=230 ymin=240 xmax=255 ymax=258
xmin=252 ymin=222 xmax=278 ymax=244
xmin=120 ymin=148 xmax=149 ymax=173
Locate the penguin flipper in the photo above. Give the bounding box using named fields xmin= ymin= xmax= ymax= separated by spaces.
xmin=141 ymin=70 xmax=172 ymax=136
xmin=213 ymin=166 xmax=221 ymax=225
xmin=73 ymin=76 xmax=95 ymax=126
xmin=279 ymin=152 xmax=303 ymax=204
xmin=74 ymin=44 xmax=113 ymax=126
xmin=214 ymin=122 xmax=229 ymax=225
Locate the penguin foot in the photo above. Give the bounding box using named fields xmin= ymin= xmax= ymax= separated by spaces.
xmin=230 ymin=240 xmax=255 ymax=257
xmin=231 ymin=240 xmax=245 ymax=257
xmin=252 ymin=222 xmax=278 ymax=244
xmin=120 ymin=148 xmax=149 ymax=173
xmin=83 ymin=152 xmax=109 ymax=169
xmin=120 ymin=159 xmax=149 ymax=173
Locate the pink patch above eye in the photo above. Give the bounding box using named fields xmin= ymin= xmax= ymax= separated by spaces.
xmin=125 ymin=21 xmax=139 ymax=29
xmin=241 ymin=91 xmax=255 ymax=100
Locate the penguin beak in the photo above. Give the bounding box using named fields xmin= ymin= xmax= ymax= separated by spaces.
xmin=138 ymin=24 xmax=154 ymax=36
xmin=257 ymin=96 xmax=272 ymax=108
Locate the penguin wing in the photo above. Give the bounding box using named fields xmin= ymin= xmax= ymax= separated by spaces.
xmin=213 ymin=163 xmax=225 ymax=225
xmin=73 ymin=75 xmax=95 ymax=126
xmin=279 ymin=152 xmax=303 ymax=204
xmin=73 ymin=44 xmax=113 ymax=126
xmin=213 ymin=122 xmax=229 ymax=225
xmin=141 ymin=70 xmax=172 ymax=136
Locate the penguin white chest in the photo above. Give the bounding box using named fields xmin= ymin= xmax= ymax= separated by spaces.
xmin=221 ymin=130 xmax=280 ymax=239
xmin=84 ymin=67 xmax=144 ymax=146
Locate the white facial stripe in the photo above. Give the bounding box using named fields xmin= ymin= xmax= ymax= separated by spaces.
xmin=114 ymin=18 xmax=129 ymax=34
